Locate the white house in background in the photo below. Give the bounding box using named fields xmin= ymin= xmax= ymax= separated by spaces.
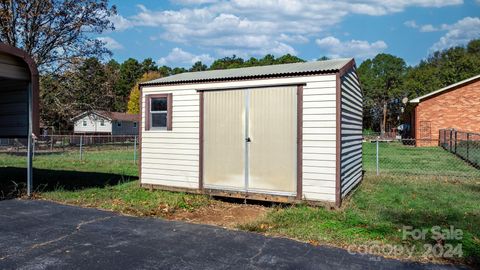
xmin=138 ymin=58 xmax=363 ymax=207
xmin=72 ymin=110 xmax=139 ymax=135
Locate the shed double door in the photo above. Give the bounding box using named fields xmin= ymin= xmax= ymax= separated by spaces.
xmin=203 ymin=86 xmax=297 ymax=195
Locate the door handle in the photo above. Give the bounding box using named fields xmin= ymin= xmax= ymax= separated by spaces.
xmin=246 ymin=137 xmax=251 ymax=143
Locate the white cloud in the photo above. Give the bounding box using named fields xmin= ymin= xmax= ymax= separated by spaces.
xmin=109 ymin=14 xmax=133 ymax=31
xmin=315 ymin=36 xmax=387 ymax=59
xmin=404 ymin=20 xmax=418 ymax=28
xmin=97 ymin=37 xmax=123 ymax=50
xmin=110 ymin=1 xmax=464 ymax=59
xmin=158 ymin=48 xmax=214 ymax=66
xmin=419 ymin=24 xmax=439 ymax=32
xmin=430 ymin=17 xmax=480 ymax=51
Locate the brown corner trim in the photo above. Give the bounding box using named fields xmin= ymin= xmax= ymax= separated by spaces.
xmin=338 ymin=59 xmax=356 ymax=78
xmin=198 ymin=91 xmax=204 ymax=190
xmin=138 ymin=85 xmax=143 ymax=183
xmin=335 ymin=73 xmax=342 ymax=208
xmin=296 ymin=85 xmax=303 ymax=200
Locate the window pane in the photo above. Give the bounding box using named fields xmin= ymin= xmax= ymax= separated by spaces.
xmin=151 ymin=113 xmax=167 ymax=127
xmin=151 ymin=97 xmax=167 ymax=111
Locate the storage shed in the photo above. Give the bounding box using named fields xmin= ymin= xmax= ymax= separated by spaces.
xmin=139 ymin=58 xmax=362 ymax=206
xmin=0 ymin=43 xmax=39 ymax=196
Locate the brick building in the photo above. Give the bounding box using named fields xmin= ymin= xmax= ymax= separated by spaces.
xmin=409 ymin=74 xmax=480 ymax=146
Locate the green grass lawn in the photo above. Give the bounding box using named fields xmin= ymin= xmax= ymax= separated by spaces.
xmin=1 ymin=145 xmax=479 ymax=265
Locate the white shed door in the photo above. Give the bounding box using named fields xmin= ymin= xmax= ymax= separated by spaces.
xmin=248 ymin=87 xmax=297 ymax=193
xmin=203 ymin=86 xmax=297 ymax=195
xmin=204 ymin=90 xmax=246 ymax=190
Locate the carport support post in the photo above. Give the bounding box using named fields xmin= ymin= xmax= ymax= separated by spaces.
xmin=376 ymin=140 xmax=379 ymax=176
xmin=27 ymin=83 xmax=33 ymax=197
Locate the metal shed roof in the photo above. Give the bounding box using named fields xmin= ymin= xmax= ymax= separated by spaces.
xmin=141 ymin=58 xmax=353 ymax=86
xmin=410 ymin=74 xmax=480 ymax=103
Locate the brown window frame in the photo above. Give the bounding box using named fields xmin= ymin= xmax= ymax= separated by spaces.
xmin=145 ymin=93 xmax=173 ymax=131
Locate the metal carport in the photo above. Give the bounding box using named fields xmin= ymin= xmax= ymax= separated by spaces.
xmin=0 ymin=43 xmax=39 ymax=196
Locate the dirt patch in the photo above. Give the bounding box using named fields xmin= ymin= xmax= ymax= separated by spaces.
xmin=168 ymin=200 xmax=270 ymax=228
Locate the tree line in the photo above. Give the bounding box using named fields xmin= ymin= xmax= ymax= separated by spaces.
xmin=41 ymin=39 xmax=480 ymax=132
xmin=359 ymin=39 xmax=480 ymax=133
xmin=1 ymin=1 xmax=479 ymax=133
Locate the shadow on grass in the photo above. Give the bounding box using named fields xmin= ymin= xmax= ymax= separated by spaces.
xmin=0 ymin=167 xmax=137 ymax=200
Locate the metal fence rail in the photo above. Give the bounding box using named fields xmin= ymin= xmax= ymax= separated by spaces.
xmin=440 ymin=129 xmax=480 ymax=168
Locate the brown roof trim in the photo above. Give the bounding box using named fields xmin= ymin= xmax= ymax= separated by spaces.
xmin=0 ymin=43 xmax=39 ymax=137
xmin=140 ymin=70 xmax=340 ymax=87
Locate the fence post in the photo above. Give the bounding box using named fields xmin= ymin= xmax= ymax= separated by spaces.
xmin=466 ymin=133 xmax=470 ymax=161
xmin=79 ymin=135 xmax=83 ymax=161
xmin=454 ymin=130 xmax=457 ymax=154
xmin=444 ymin=129 xmax=447 ymax=148
xmin=134 ymin=135 xmax=137 ymax=164
xmin=376 ymin=140 xmax=379 ymax=176
xmin=449 ymin=129 xmax=453 ymax=152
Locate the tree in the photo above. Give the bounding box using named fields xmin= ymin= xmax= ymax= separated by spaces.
xmin=403 ymin=39 xmax=480 ymax=99
xmin=141 ymin=58 xmax=158 ymax=74
xmin=158 ymin=65 xmax=172 ymax=77
xmin=171 ymin=67 xmax=187 ymax=75
xmin=189 ymin=61 xmax=207 ymax=72
xmin=275 ymin=54 xmax=305 ymax=64
xmin=40 ymin=57 xmax=117 ymax=130
xmin=209 ymin=55 xmax=244 ymax=70
xmin=0 ymin=0 xmax=115 ymax=71
xmin=115 ymin=58 xmax=143 ymax=111
xmin=358 ymin=54 xmax=407 ymax=134
xmin=127 ymin=71 xmax=163 ymax=114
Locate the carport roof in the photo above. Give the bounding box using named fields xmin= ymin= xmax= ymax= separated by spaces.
xmin=141 ymin=58 xmax=353 ymax=86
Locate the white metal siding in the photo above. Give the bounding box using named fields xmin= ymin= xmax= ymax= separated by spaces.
xmin=301 ymin=76 xmax=337 ymax=202
xmin=340 ymin=68 xmax=363 ymax=197
xmin=140 ymin=75 xmax=338 ymax=202
xmin=141 ymin=88 xmax=200 ymax=189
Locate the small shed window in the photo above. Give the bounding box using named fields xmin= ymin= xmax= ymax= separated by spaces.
xmin=146 ymin=94 xmax=172 ymax=131
xmin=100 ymin=119 xmax=105 ymax=126
xmin=82 ymin=120 xmax=87 ymax=126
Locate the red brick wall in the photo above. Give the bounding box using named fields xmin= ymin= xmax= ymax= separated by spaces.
xmin=415 ymin=78 xmax=480 ymax=146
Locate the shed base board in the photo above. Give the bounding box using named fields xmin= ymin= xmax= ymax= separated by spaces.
xmin=141 ymin=183 xmax=325 ymax=204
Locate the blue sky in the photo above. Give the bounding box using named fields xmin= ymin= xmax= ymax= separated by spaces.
xmin=101 ymin=0 xmax=480 ymax=67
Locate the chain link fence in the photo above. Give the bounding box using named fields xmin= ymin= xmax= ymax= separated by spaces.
xmin=364 ymin=133 xmax=480 ymax=179
xmin=440 ymin=129 xmax=480 ymax=169
xmin=0 ymin=135 xmax=139 ymax=199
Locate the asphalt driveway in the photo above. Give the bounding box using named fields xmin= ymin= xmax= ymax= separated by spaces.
xmin=0 ymin=200 xmax=468 ymax=270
